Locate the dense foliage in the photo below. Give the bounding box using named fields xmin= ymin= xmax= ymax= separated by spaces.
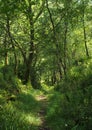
xmin=0 ymin=0 xmax=92 ymax=130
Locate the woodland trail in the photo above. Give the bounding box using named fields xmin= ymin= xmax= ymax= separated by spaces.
xmin=36 ymin=95 xmax=50 ymax=130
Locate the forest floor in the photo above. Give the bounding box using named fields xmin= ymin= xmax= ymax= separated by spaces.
xmin=36 ymin=95 xmax=50 ymax=130
xmin=0 ymin=85 xmax=53 ymax=130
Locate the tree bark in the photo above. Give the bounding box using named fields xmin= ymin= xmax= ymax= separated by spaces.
xmin=6 ymin=16 xmax=18 ymax=74
xmin=83 ymin=15 xmax=89 ymax=57
xmin=46 ymin=0 xmax=63 ymax=80
xmin=24 ymin=2 xmax=35 ymax=83
xmin=63 ymin=18 xmax=68 ymax=77
xmin=82 ymin=1 xmax=89 ymax=57
xmin=4 ymin=33 xmax=8 ymax=66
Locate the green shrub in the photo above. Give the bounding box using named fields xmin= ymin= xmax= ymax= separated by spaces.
xmin=46 ymin=89 xmax=92 ymax=130
xmin=0 ymin=65 xmax=20 ymax=92
xmin=46 ymin=59 xmax=92 ymax=130
xmin=0 ymin=72 xmax=7 ymax=89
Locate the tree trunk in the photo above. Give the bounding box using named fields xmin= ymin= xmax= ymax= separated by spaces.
xmin=82 ymin=1 xmax=89 ymax=57
xmin=4 ymin=33 xmax=8 ymax=66
xmin=6 ymin=16 xmax=18 ymax=74
xmin=46 ymin=0 xmax=63 ymax=80
xmin=24 ymin=2 xmax=35 ymax=84
xmin=83 ymin=15 xmax=89 ymax=57
xmin=63 ymin=19 xmax=68 ymax=77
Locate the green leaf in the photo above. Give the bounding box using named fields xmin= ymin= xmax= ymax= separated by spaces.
xmin=24 ymin=0 xmax=29 ymax=7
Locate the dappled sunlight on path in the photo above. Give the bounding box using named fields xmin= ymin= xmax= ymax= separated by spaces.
xmin=36 ymin=94 xmax=50 ymax=130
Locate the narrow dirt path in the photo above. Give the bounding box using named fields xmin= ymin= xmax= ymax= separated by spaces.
xmin=36 ymin=95 xmax=50 ymax=130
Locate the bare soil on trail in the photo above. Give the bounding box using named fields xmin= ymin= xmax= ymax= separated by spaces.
xmin=36 ymin=95 xmax=50 ymax=130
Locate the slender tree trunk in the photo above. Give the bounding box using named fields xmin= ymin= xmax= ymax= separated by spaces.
xmin=6 ymin=16 xmax=18 ymax=74
xmin=4 ymin=33 xmax=8 ymax=66
xmin=51 ymin=71 xmax=57 ymax=85
xmin=24 ymin=2 xmax=35 ymax=83
xmin=82 ymin=1 xmax=89 ymax=57
xmin=83 ymin=15 xmax=89 ymax=57
xmin=13 ymin=39 xmax=27 ymax=64
xmin=63 ymin=19 xmax=68 ymax=77
xmin=5 ymin=50 xmax=8 ymax=66
xmin=46 ymin=0 xmax=63 ymax=80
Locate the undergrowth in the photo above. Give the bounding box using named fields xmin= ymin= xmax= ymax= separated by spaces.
xmin=45 ymin=59 xmax=92 ymax=130
xmin=0 ymin=81 xmax=42 ymax=130
xmin=0 ymin=60 xmax=92 ymax=130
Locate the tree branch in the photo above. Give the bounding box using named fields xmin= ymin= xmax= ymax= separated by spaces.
xmin=34 ymin=0 xmax=45 ymax=23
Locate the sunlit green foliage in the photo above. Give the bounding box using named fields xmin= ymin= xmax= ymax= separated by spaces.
xmin=0 ymin=0 xmax=92 ymax=129
xmin=46 ymin=59 xmax=92 ymax=130
xmin=0 ymin=85 xmax=42 ymax=130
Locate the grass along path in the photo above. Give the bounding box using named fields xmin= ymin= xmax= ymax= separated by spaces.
xmin=0 ymin=87 xmax=46 ymax=130
xmin=0 ymin=85 xmax=53 ymax=130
